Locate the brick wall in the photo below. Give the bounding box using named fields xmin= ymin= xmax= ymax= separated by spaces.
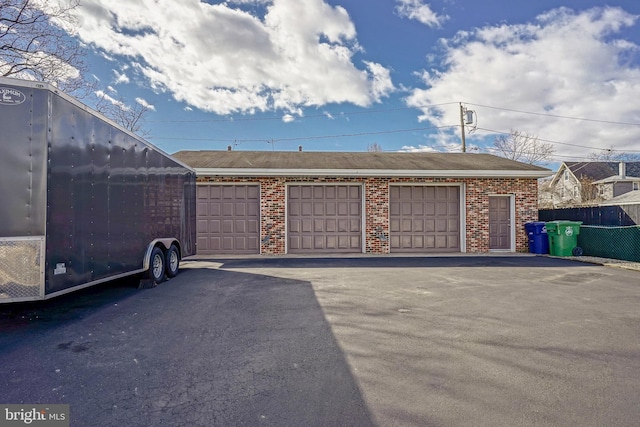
xmin=196 ymin=175 xmax=538 ymax=254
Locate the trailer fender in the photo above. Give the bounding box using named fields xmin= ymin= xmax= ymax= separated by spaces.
xmin=142 ymin=238 xmax=181 ymax=271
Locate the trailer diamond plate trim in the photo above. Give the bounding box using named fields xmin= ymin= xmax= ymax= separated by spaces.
xmin=0 ymin=237 xmax=44 ymax=301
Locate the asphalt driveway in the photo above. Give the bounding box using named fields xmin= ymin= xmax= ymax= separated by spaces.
xmin=1 ymin=255 xmax=639 ymax=426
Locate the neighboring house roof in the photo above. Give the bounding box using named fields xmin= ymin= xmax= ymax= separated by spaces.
xmin=600 ymin=190 xmax=640 ymax=206
xmin=564 ymin=162 xmax=640 ymax=181
xmin=171 ymin=151 xmax=552 ymax=178
xmin=593 ymin=175 xmax=640 ymax=184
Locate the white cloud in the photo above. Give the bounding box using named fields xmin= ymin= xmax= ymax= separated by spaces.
xmin=399 ymin=143 xmax=458 ymax=152
xmin=282 ymin=114 xmax=295 ymax=123
xmin=70 ymin=0 xmax=393 ymax=115
xmin=113 ymin=69 xmax=129 ymax=84
xmin=395 ymin=0 xmax=448 ymax=28
xmin=136 ymin=97 xmax=156 ymax=111
xmin=405 ymin=7 xmax=640 ymax=159
xmin=95 ymin=89 xmax=126 ymax=109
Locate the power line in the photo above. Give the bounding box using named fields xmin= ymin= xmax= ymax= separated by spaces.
xmin=466 ymin=102 xmax=640 ymax=127
xmin=475 ymin=127 xmax=640 ymax=153
xmin=150 ymin=125 xmax=459 ymax=143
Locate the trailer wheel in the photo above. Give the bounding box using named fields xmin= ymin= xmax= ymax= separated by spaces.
xmin=165 ymin=244 xmax=180 ymax=278
xmin=148 ymin=246 xmax=166 ymax=284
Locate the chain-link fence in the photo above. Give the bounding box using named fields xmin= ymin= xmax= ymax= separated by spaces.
xmin=578 ymin=225 xmax=640 ymax=263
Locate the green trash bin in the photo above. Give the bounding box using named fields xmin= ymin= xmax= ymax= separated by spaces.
xmin=545 ymin=221 xmax=582 ymax=256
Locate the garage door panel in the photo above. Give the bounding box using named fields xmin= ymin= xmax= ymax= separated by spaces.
xmin=288 ymin=185 xmax=362 ymax=253
xmin=248 ymin=203 xmax=259 ymax=216
xmin=197 ymin=201 xmax=208 ymax=214
xmin=301 ymin=235 xmax=312 ymax=249
xmin=400 ymin=235 xmax=412 ymax=248
xmin=425 ymin=236 xmax=435 ymax=248
xmin=247 ymin=186 xmax=259 ymax=199
xmin=390 ymin=202 xmax=400 ymax=216
xmin=222 ymin=186 xmax=234 ymax=198
xmin=197 ymin=236 xmax=208 ymax=250
xmin=425 ymin=202 xmax=435 ymax=215
xmin=425 ymin=219 xmax=435 ymax=232
xmin=221 ymin=236 xmax=233 ymax=251
xmin=209 ymin=220 xmax=221 ymax=233
xmin=196 ymin=185 xmax=260 ymax=255
xmin=390 ymin=185 xmax=460 ymax=253
xmin=222 ymin=202 xmax=233 ymax=216
xmin=401 ymin=202 xmax=411 ymax=215
xmin=301 ymin=219 xmax=312 ymax=233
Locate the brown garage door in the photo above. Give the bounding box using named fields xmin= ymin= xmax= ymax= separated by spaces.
xmin=288 ymin=185 xmax=362 ymax=253
xmin=390 ymin=186 xmax=460 ymax=253
xmin=196 ymin=185 xmax=260 ymax=255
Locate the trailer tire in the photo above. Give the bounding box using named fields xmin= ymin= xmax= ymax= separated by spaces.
xmin=165 ymin=244 xmax=180 ymax=278
xmin=148 ymin=246 xmax=166 ymax=284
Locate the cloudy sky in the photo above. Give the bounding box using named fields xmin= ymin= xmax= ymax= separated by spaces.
xmin=63 ymin=0 xmax=640 ymax=165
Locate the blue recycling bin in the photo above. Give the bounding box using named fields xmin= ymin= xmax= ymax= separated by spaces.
xmin=524 ymin=222 xmax=549 ymax=254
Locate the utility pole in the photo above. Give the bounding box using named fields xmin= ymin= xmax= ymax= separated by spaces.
xmin=459 ymin=103 xmax=477 ymax=153
xmin=459 ymin=102 xmax=466 ymax=153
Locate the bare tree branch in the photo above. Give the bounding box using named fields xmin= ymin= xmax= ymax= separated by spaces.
xmin=493 ymin=129 xmax=555 ymax=166
xmin=0 ymin=0 xmax=91 ymax=95
xmin=94 ymin=91 xmax=151 ymax=137
xmin=588 ymin=146 xmax=640 ymax=162
xmin=367 ymin=142 xmax=383 ymax=152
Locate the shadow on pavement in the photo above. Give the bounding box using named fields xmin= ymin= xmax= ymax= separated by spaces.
xmin=196 ymin=255 xmax=594 ymax=270
xmin=0 ymin=266 xmax=375 ymax=427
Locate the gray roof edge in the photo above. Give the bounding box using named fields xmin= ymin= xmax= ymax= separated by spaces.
xmin=193 ymin=167 xmax=552 ymax=178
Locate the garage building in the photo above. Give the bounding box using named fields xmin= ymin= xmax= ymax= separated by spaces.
xmin=172 ymin=151 xmax=550 ymax=255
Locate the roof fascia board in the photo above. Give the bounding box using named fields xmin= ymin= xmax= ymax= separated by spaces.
xmin=194 ymin=168 xmax=552 ymax=178
xmin=549 ymin=162 xmax=568 ymax=187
